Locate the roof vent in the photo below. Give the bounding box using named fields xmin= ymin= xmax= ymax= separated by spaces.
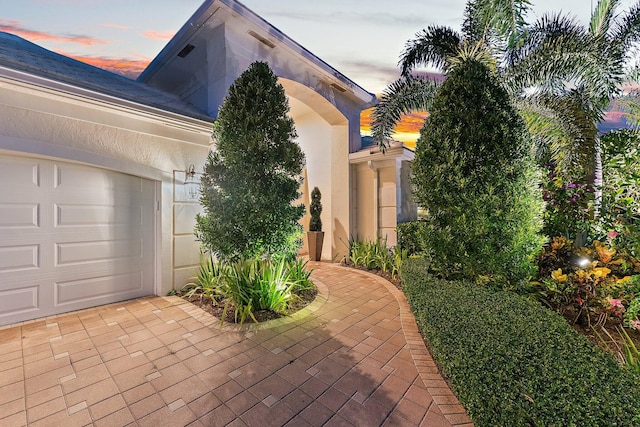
xmin=331 ymin=83 xmax=346 ymax=93
xmin=248 ymin=31 xmax=275 ymax=49
xmin=177 ymin=44 xmax=195 ymax=58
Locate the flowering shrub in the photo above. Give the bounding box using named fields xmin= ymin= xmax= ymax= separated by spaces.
xmin=596 ymin=130 xmax=640 ymax=253
xmin=536 ymin=237 xmax=640 ymax=327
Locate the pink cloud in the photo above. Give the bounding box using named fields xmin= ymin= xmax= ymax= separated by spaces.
xmin=0 ymin=19 xmax=106 ymax=46
xmin=57 ymin=50 xmax=150 ymax=79
xmin=143 ymin=30 xmax=175 ymax=40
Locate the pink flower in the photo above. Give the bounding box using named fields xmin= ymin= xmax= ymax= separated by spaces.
xmin=631 ymin=319 xmax=640 ymax=330
xmin=608 ymin=298 xmax=624 ymax=309
xmin=607 ymin=231 xmax=619 ymax=239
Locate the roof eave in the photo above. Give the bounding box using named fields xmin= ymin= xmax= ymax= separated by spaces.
xmin=0 ymin=65 xmax=213 ymax=135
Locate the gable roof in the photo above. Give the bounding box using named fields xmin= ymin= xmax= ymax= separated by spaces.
xmin=138 ymin=0 xmax=376 ymax=107
xmin=0 ymin=32 xmax=211 ymax=122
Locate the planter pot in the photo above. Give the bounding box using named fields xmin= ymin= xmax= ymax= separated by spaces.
xmin=307 ymin=231 xmax=324 ymax=261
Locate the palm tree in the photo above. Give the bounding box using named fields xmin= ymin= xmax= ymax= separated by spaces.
xmin=371 ymin=0 xmax=512 ymax=147
xmin=372 ymin=0 xmax=533 ymax=147
xmin=507 ymin=0 xmax=640 ymax=209
xmin=372 ymin=0 xmax=640 ymax=217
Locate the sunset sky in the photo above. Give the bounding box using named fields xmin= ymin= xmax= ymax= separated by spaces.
xmin=2 ymin=0 xmax=635 ymax=146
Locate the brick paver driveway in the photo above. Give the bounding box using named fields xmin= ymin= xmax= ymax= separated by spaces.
xmin=0 ymin=263 xmax=472 ymax=426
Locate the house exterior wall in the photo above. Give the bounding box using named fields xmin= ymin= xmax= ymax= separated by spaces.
xmin=140 ymin=6 xmax=375 ymax=260
xmin=349 ymin=148 xmax=416 ymax=248
xmin=0 ymin=72 xmax=212 ymax=295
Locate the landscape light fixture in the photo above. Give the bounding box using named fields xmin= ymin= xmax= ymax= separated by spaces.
xmin=570 ymin=253 xmax=592 ymax=269
xmin=576 ymin=256 xmax=591 ymax=268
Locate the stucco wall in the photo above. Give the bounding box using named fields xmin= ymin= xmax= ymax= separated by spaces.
xmin=350 ymin=149 xmax=417 ymax=248
xmin=293 ymin=96 xmax=350 ymax=261
xmin=0 ymin=76 xmax=212 ymax=295
xmin=354 ymin=164 xmax=376 ymax=241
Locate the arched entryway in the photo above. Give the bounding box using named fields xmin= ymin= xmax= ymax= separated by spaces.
xmin=279 ymin=78 xmax=350 ymax=261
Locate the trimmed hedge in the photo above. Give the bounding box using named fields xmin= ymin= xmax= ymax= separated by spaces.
xmin=401 ymin=257 xmax=640 ymax=427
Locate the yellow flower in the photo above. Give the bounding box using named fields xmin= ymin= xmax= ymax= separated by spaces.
xmin=551 ymin=269 xmax=568 ymax=283
xmin=592 ymin=267 xmax=611 ymax=278
xmin=617 ymin=276 xmax=632 ymax=284
xmin=576 ymin=269 xmax=591 ymax=279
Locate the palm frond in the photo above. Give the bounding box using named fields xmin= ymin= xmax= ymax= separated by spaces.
xmin=462 ymin=1 xmax=485 ymax=42
xmin=371 ymin=76 xmax=440 ymax=151
xmin=590 ymin=0 xmax=620 ymax=37
xmin=625 ymin=59 xmax=640 ymax=83
xmin=609 ymin=1 xmax=640 ymax=53
xmin=399 ymin=26 xmax=461 ymax=76
xmin=467 ymin=0 xmax=532 ymax=48
xmin=517 ymin=99 xmax=572 ymax=166
xmin=448 ymin=40 xmax=498 ymax=72
xmin=596 ymin=2 xmax=640 ymax=100
xmin=505 ymin=13 xmax=605 ymax=95
xmin=520 ymin=88 xmax=603 ymax=177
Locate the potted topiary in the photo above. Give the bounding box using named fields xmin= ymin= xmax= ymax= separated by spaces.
xmin=308 ymin=187 xmax=324 ymax=261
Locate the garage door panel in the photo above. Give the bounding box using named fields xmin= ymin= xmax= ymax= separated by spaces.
xmin=54 ymin=163 xmax=151 ymax=196
xmin=0 ymin=158 xmax=41 ymax=190
xmin=56 ymin=239 xmax=143 ymax=266
xmin=0 ymin=203 xmax=40 ymax=228
xmin=55 ymin=204 xmax=145 ymax=227
xmin=0 ymin=244 xmax=40 ymax=273
xmin=55 ymin=271 xmax=144 ymax=306
xmin=0 ymin=285 xmax=39 ymax=317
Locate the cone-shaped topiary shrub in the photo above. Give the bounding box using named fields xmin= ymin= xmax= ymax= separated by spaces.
xmin=195 ymin=61 xmax=306 ymax=261
xmin=412 ymin=58 xmax=544 ymax=286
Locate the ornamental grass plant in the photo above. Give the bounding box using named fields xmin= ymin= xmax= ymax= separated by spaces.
xmin=182 ymin=255 xmax=314 ymax=325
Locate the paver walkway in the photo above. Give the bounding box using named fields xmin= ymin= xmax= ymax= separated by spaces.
xmin=0 ymin=263 xmax=473 ymax=426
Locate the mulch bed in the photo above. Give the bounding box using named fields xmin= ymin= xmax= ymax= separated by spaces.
xmin=180 ymin=287 xmax=318 ymax=324
xmin=567 ymin=315 xmax=640 ymax=360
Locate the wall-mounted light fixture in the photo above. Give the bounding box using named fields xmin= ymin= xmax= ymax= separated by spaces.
xmin=184 ymin=164 xmax=199 ymax=200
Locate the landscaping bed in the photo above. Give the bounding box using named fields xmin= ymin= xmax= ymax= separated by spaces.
xmin=180 ymin=287 xmax=317 ymax=324
xmin=401 ymin=256 xmax=640 ymax=427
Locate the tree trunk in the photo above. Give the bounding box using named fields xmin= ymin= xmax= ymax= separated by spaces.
xmin=593 ymin=137 xmax=603 ymax=217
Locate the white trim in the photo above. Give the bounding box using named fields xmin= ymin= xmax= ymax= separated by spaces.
xmin=0 ymin=138 xmax=167 ymax=182
xmin=368 ymin=160 xmax=379 ymax=238
xmin=349 ymin=146 xmax=415 ymax=164
xmin=0 ymin=66 xmax=213 ymax=136
xmin=154 ymin=181 xmax=162 ymax=297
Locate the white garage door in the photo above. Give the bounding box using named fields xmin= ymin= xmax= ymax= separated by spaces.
xmin=0 ymin=155 xmax=156 ymax=326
